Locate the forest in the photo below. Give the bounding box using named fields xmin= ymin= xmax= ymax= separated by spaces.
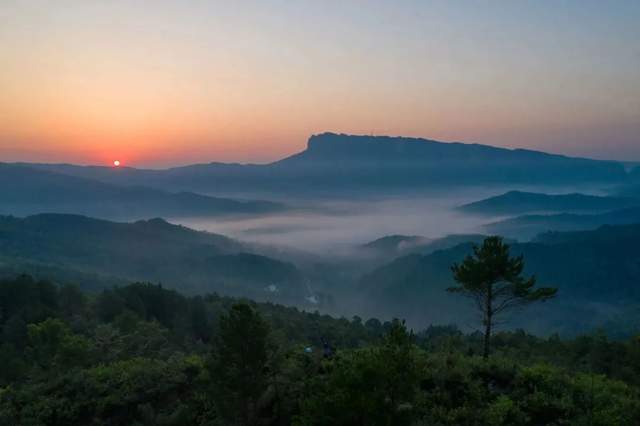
xmin=1 ymin=273 xmax=640 ymax=425
xmin=4 ymin=1 xmax=640 ymax=424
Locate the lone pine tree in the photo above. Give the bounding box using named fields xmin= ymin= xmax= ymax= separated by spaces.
xmin=448 ymin=236 xmax=557 ymax=359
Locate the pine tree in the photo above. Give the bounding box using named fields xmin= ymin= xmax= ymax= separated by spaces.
xmin=448 ymin=236 xmax=557 ymax=359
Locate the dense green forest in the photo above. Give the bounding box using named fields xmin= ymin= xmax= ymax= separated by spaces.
xmin=2 ymin=274 xmax=640 ymax=425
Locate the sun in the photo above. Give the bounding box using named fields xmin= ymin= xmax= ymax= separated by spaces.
xmin=113 ymin=160 xmax=121 ymax=167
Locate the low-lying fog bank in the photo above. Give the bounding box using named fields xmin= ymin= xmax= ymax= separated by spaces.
xmin=172 ymin=184 xmax=611 ymax=252
xmin=173 ymin=196 xmax=486 ymax=252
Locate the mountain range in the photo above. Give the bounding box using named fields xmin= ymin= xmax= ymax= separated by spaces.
xmin=3 ymin=132 xmax=640 ymax=335
xmin=485 ymin=207 xmax=640 ymax=240
xmin=2 ymin=210 xmax=640 ymax=336
xmin=0 ymin=163 xmax=285 ymax=220
xmin=459 ymin=191 xmax=640 ymax=216
xmin=18 ymin=133 xmax=629 ymax=195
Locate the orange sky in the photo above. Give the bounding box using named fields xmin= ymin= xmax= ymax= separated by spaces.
xmin=1 ymin=1 xmax=639 ymax=167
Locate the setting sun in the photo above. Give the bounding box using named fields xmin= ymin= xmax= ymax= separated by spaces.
xmin=1 ymin=2 xmax=639 ymax=422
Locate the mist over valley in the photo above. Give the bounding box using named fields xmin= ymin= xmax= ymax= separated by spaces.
xmin=3 ymin=133 xmax=640 ymax=337
xmin=4 ymin=3 xmax=640 ymax=422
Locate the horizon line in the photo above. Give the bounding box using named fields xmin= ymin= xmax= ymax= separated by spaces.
xmin=3 ymin=131 xmax=637 ymax=170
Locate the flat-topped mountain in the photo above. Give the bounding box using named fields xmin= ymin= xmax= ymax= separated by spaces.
xmin=21 ymin=133 xmax=628 ymax=194
xmin=459 ymin=191 xmax=640 ymax=216
xmin=266 ymin=133 xmax=627 ymax=185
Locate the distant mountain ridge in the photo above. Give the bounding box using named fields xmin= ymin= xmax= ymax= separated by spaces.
xmin=0 ymin=163 xmax=285 ymax=220
xmin=459 ymin=191 xmax=640 ymax=216
xmin=19 ymin=133 xmax=628 ymax=194
xmin=360 ymin=234 xmax=490 ymax=259
xmin=485 ymin=207 xmax=640 ymax=240
xmin=362 ymin=235 xmax=429 ymax=253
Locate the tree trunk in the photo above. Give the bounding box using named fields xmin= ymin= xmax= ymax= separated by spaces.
xmin=483 ymin=286 xmax=492 ymax=360
xmin=483 ymin=314 xmax=491 ymax=359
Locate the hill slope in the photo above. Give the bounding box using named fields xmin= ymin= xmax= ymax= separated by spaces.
xmin=360 ymin=234 xmax=489 ymax=259
xmin=485 ymin=207 xmax=640 ymax=239
xmin=459 ymin=191 xmax=640 ymax=216
xmin=0 ymin=163 xmax=284 ymax=220
xmin=0 ymin=214 xmax=307 ymax=303
xmin=358 ymin=224 xmax=640 ymax=334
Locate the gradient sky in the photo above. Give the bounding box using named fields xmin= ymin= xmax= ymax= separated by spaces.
xmin=1 ymin=0 xmax=639 ymax=167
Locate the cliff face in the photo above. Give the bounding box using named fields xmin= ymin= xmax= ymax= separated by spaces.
xmin=276 ymin=132 xmax=627 ymax=185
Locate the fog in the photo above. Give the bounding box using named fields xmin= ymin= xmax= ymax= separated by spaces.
xmin=174 ymin=189 xmax=507 ymax=253
xmin=172 ymin=182 xmax=618 ymax=255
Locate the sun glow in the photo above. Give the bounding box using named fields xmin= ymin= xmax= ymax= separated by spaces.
xmin=113 ymin=160 xmax=120 ymax=167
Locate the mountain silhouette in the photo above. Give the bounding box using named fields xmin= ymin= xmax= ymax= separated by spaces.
xmin=0 ymin=163 xmax=285 ymax=220
xmin=21 ymin=133 xmax=628 ymax=194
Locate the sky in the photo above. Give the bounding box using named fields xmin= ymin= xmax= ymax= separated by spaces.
xmin=1 ymin=0 xmax=639 ymax=168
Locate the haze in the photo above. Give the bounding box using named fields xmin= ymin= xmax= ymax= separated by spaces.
xmin=1 ymin=0 xmax=639 ymax=167
xmin=174 ymin=185 xmax=585 ymax=252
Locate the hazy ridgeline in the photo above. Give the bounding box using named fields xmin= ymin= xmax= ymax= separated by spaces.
xmin=3 ymin=0 xmax=640 ymax=421
xmin=2 ymin=134 xmax=640 ymax=425
xmin=2 ymin=134 xmax=640 ymax=338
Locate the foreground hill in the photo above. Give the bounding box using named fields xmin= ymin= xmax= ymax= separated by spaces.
xmin=23 ymin=133 xmax=628 ymax=194
xmin=0 ymin=214 xmax=307 ymax=303
xmin=485 ymin=207 xmax=640 ymax=239
xmin=459 ymin=190 xmax=640 ymax=216
xmin=358 ymin=223 xmax=640 ymax=335
xmin=0 ymin=163 xmax=285 ymax=220
xmin=2 ymin=276 xmax=639 ymax=425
